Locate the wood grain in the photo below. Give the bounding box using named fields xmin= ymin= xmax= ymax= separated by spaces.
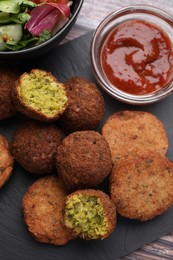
xmin=66 ymin=0 xmax=173 ymax=259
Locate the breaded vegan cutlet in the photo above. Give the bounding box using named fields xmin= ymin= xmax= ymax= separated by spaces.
xmin=110 ymin=152 xmax=173 ymax=221
xmin=64 ymin=189 xmax=116 ymax=240
xmin=13 ymin=69 xmax=68 ymax=122
xmin=56 ymin=130 xmax=112 ymax=191
xmin=59 ymin=77 xmax=105 ymax=133
xmin=22 ymin=175 xmax=74 ymax=245
xmin=0 ymin=65 xmax=21 ymax=120
xmin=10 ymin=121 xmax=65 ymax=175
xmin=102 ymin=111 xmax=168 ymax=164
xmin=0 ymin=134 xmax=14 ymax=188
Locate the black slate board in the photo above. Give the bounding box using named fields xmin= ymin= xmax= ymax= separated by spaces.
xmin=1 ymin=31 xmax=173 ymax=260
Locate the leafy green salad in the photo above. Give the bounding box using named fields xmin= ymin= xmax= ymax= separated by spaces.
xmin=0 ymin=0 xmax=71 ymax=51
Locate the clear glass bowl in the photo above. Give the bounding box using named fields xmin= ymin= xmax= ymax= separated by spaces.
xmin=90 ymin=5 xmax=173 ymax=105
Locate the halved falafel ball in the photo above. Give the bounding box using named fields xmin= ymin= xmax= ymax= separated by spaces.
xmin=64 ymin=189 xmax=116 ymax=240
xmin=59 ymin=77 xmax=105 ymax=133
xmin=22 ymin=175 xmax=74 ymax=245
xmin=110 ymin=152 xmax=173 ymax=221
xmin=13 ymin=69 xmax=68 ymax=122
xmin=56 ymin=130 xmax=112 ymax=191
xmin=0 ymin=134 xmax=14 ymax=188
xmin=0 ymin=65 xmax=21 ymax=120
xmin=10 ymin=121 xmax=65 ymax=175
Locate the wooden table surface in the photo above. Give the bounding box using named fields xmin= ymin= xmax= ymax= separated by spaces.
xmin=65 ymin=0 xmax=173 ymax=259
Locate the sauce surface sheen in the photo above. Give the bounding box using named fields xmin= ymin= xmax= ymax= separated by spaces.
xmin=101 ymin=20 xmax=173 ymax=95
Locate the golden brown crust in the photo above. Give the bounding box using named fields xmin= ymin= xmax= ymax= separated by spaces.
xmin=0 ymin=134 xmax=14 ymax=188
xmin=22 ymin=175 xmax=74 ymax=245
xmin=110 ymin=152 xmax=173 ymax=221
xmin=59 ymin=77 xmax=105 ymax=133
xmin=12 ymin=69 xmax=68 ymax=122
xmin=0 ymin=65 xmax=21 ymax=120
xmin=10 ymin=120 xmax=65 ymax=175
xmin=101 ymin=111 xmax=168 ymax=164
xmin=64 ymin=189 xmax=116 ymax=239
xmin=56 ymin=130 xmax=112 ymax=191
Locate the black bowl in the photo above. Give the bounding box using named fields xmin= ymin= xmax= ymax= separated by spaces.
xmin=0 ymin=0 xmax=84 ymax=62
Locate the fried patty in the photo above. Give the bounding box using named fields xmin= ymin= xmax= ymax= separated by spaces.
xmin=0 ymin=65 xmax=21 ymax=120
xmin=64 ymin=189 xmax=116 ymax=240
xmin=22 ymin=175 xmax=73 ymax=245
xmin=59 ymin=77 xmax=105 ymax=133
xmin=0 ymin=134 xmax=14 ymax=188
xmin=56 ymin=130 xmax=112 ymax=191
xmin=101 ymin=111 xmax=168 ymax=164
xmin=13 ymin=69 xmax=68 ymax=122
xmin=10 ymin=121 xmax=65 ymax=175
xmin=110 ymin=152 xmax=173 ymax=221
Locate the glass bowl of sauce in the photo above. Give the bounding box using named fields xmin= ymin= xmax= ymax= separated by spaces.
xmin=90 ymin=5 xmax=173 ymax=105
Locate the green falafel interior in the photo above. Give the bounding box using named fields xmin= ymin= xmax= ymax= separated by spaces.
xmin=64 ymin=194 xmax=109 ymax=240
xmin=18 ymin=70 xmax=68 ymax=117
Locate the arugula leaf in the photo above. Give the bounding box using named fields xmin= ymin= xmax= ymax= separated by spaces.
xmin=17 ymin=12 xmax=31 ymax=23
xmin=5 ymin=29 xmax=51 ymax=51
xmin=5 ymin=33 xmax=38 ymax=50
xmin=0 ymin=12 xmax=31 ymax=24
xmin=20 ymin=0 xmax=37 ymax=8
xmin=36 ymin=30 xmax=51 ymax=44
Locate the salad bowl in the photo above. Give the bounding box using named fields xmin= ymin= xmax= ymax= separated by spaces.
xmin=0 ymin=0 xmax=84 ymax=62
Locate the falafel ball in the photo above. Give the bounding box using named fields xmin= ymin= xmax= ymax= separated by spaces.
xmin=56 ymin=130 xmax=112 ymax=191
xmin=11 ymin=121 xmax=65 ymax=175
xmin=0 ymin=134 xmax=14 ymax=188
xmin=0 ymin=65 xmax=21 ymax=120
xmin=23 ymin=175 xmax=74 ymax=245
xmin=59 ymin=77 xmax=105 ymax=133
xmin=110 ymin=152 xmax=173 ymax=221
xmin=64 ymin=189 xmax=116 ymax=240
xmin=12 ymin=69 xmax=68 ymax=122
xmin=102 ymin=110 xmax=168 ymax=164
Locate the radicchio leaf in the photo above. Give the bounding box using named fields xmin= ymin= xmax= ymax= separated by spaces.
xmin=25 ymin=2 xmax=70 ymax=36
xmin=31 ymin=0 xmax=68 ymax=4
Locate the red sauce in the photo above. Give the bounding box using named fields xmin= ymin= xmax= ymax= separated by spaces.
xmin=101 ymin=20 xmax=173 ymax=95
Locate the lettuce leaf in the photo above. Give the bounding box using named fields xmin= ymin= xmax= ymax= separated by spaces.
xmin=0 ymin=0 xmax=20 ymax=14
xmin=0 ymin=12 xmax=10 ymax=23
xmin=0 ymin=0 xmax=37 ymax=14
